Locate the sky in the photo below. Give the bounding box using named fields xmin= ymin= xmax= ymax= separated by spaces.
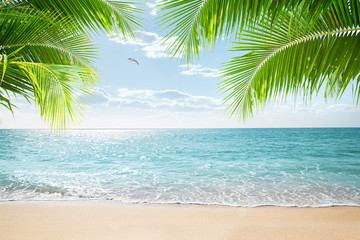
xmin=1 ymin=1 xmax=360 ymax=129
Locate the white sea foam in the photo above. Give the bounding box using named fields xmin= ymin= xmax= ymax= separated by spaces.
xmin=1 ymin=128 xmax=360 ymax=207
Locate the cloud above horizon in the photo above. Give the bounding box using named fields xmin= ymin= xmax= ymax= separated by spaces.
xmin=86 ymin=87 xmax=360 ymax=117
xmin=87 ymin=88 xmax=224 ymax=112
xmin=145 ymin=0 xmax=159 ymax=15
xmin=326 ymin=104 xmax=358 ymax=112
xmin=179 ymin=64 xmax=219 ymax=78
xmin=2 ymin=88 xmax=359 ymax=129
xmin=108 ymin=31 xmax=178 ymax=59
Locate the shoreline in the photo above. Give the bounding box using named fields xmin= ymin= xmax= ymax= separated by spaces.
xmin=1 ymin=199 xmax=360 ymax=208
xmin=1 ymin=201 xmax=360 ymax=240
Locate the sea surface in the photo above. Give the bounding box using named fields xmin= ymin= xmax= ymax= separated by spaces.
xmin=0 ymin=128 xmax=359 ymax=207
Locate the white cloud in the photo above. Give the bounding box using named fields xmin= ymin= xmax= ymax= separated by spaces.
xmin=272 ymin=102 xmax=359 ymax=114
xmin=326 ymin=104 xmax=358 ymax=112
xmin=145 ymin=3 xmax=157 ymax=15
xmin=141 ymin=40 xmax=173 ymax=58
xmin=150 ymin=9 xmax=157 ymax=15
xmin=108 ymin=31 xmax=178 ymax=59
xmin=85 ymin=88 xmax=112 ymax=104
xmin=146 ymin=3 xmax=156 ymax=8
xmin=90 ymin=88 xmax=223 ymax=112
xmin=179 ymin=64 xmax=219 ymax=78
xmin=145 ymin=0 xmax=161 ymax=15
xmin=109 ymin=31 xmax=158 ymax=46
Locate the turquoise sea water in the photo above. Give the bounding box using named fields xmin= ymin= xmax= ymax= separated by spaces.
xmin=0 ymin=128 xmax=359 ymax=207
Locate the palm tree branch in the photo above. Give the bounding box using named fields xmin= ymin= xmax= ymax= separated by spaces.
xmin=157 ymin=0 xmax=336 ymax=62
xmin=23 ymin=0 xmax=144 ymax=38
xmin=221 ymin=15 xmax=360 ymax=120
xmin=0 ymin=43 xmax=96 ymax=69
xmin=243 ymin=26 xmax=360 ymax=85
xmin=9 ymin=57 xmax=96 ymax=127
xmin=160 ymin=0 xmax=207 ymax=62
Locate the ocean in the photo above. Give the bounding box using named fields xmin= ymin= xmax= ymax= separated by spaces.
xmin=0 ymin=128 xmax=359 ymax=207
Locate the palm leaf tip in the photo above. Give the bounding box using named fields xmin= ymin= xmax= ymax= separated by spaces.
xmin=156 ymin=0 xmax=336 ymax=62
xmin=220 ymin=1 xmax=360 ymax=120
xmin=0 ymin=4 xmax=99 ymax=130
xmin=26 ymin=0 xmax=144 ymax=38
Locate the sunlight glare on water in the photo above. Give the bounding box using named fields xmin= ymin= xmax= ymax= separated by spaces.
xmin=0 ymin=128 xmax=359 ymax=207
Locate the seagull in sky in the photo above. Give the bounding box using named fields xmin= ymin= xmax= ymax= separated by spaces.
xmin=128 ymin=57 xmax=139 ymax=65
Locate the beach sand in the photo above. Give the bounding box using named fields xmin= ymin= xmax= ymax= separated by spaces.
xmin=0 ymin=202 xmax=359 ymax=240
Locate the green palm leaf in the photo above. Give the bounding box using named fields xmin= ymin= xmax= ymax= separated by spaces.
xmin=1 ymin=7 xmax=96 ymax=67
xmin=0 ymin=5 xmax=98 ymax=129
xmin=5 ymin=0 xmax=143 ymax=38
xmin=18 ymin=62 xmax=96 ymax=129
xmin=157 ymin=0 xmax=335 ymax=62
xmin=220 ymin=1 xmax=360 ymax=120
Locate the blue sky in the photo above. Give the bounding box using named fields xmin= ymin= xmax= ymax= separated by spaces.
xmin=1 ymin=1 xmax=360 ymax=129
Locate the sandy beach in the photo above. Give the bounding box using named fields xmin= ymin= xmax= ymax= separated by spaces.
xmin=0 ymin=202 xmax=359 ymax=240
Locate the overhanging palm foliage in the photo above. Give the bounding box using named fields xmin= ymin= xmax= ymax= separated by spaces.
xmin=0 ymin=4 xmax=97 ymax=129
xmin=157 ymin=0 xmax=335 ymax=62
xmin=4 ymin=0 xmax=143 ymax=37
xmin=221 ymin=1 xmax=360 ymax=120
xmin=1 ymin=0 xmax=143 ymax=129
xmin=157 ymin=0 xmax=360 ymax=120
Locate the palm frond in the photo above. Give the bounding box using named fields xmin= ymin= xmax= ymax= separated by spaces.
xmin=17 ymin=62 xmax=96 ymax=129
xmin=157 ymin=0 xmax=335 ymax=62
xmin=220 ymin=0 xmax=360 ymax=120
xmin=0 ymin=5 xmax=98 ymax=129
xmin=0 ymin=7 xmax=96 ymax=67
xmin=22 ymin=0 xmax=144 ymax=38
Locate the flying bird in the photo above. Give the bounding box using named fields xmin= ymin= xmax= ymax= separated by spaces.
xmin=128 ymin=57 xmax=139 ymax=65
